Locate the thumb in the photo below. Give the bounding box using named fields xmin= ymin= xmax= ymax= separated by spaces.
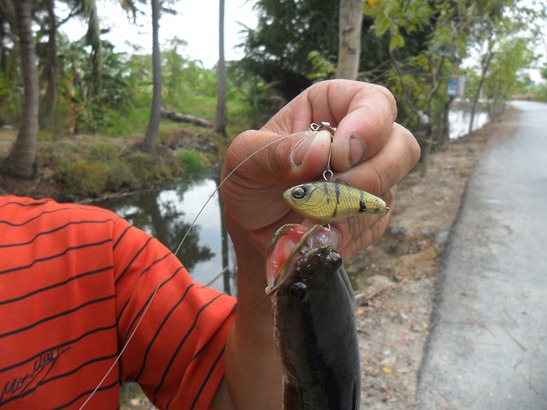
xmin=222 ymin=129 xmax=333 ymax=186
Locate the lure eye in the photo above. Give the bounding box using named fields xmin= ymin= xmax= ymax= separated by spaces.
xmin=291 ymin=186 xmax=307 ymax=200
xmin=288 ymin=281 xmax=308 ymax=301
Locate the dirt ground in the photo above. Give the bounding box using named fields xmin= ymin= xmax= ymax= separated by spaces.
xmin=350 ymin=107 xmax=519 ymax=409
xmin=0 ymin=108 xmax=519 ymax=408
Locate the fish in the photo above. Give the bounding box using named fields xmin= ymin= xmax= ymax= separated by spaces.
xmin=283 ymin=180 xmax=389 ymax=222
xmin=265 ymin=224 xmax=361 ymax=409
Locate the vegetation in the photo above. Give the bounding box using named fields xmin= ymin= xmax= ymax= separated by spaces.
xmin=0 ymin=0 xmax=545 ymax=197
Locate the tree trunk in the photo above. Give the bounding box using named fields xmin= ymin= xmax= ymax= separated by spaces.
xmin=336 ymin=0 xmax=364 ymax=80
xmin=438 ymin=98 xmax=453 ymax=147
xmin=214 ymin=0 xmax=227 ymax=136
xmin=469 ymin=48 xmax=494 ymax=134
xmin=41 ymin=0 xmax=57 ymax=124
xmin=5 ymin=0 xmax=38 ymax=179
xmin=142 ymin=0 xmax=162 ymax=153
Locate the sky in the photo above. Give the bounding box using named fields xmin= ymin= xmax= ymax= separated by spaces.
xmin=59 ymin=0 xmax=258 ymax=68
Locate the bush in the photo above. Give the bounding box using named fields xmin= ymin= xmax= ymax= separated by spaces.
xmin=176 ymin=150 xmax=207 ymax=175
xmin=57 ymin=161 xmax=109 ymax=197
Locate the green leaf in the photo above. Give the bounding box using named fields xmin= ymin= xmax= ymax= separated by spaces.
xmin=389 ymin=33 xmax=405 ymax=51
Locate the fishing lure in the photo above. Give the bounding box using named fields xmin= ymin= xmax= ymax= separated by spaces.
xmin=284 ymin=122 xmax=390 ymax=222
xmin=284 ymin=180 xmax=390 ymax=222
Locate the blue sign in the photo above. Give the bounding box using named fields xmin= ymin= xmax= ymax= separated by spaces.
xmin=447 ymin=78 xmax=457 ymax=99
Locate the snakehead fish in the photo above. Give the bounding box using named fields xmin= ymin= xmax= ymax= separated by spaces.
xmin=265 ymin=224 xmax=361 ymax=409
xmin=283 ymin=180 xmax=389 ymax=222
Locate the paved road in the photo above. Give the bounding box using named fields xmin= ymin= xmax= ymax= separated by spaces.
xmin=417 ymin=101 xmax=547 ymax=409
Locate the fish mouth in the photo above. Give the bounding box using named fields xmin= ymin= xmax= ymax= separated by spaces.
xmin=265 ymin=224 xmax=340 ymax=295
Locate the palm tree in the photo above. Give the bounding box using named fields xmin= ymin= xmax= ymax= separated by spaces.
xmin=214 ymin=0 xmax=227 ymax=136
xmin=142 ymin=0 xmax=162 ymax=152
xmin=5 ymin=0 xmax=39 ymax=178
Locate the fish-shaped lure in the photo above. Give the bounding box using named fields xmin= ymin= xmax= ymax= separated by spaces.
xmin=283 ymin=181 xmax=389 ymax=222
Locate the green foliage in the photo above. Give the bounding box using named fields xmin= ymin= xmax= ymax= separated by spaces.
xmin=0 ymin=70 xmax=20 ymax=126
xmin=57 ymin=161 xmax=110 ymax=197
xmin=0 ymin=48 xmax=20 ymax=126
xmin=240 ymin=0 xmax=340 ymax=101
xmin=307 ymin=51 xmax=337 ymax=82
xmin=55 ymin=34 xmax=135 ymax=132
xmin=176 ymin=150 xmax=207 ymax=175
xmin=364 ymin=0 xmax=432 ymax=51
xmin=227 ymin=61 xmax=285 ymax=128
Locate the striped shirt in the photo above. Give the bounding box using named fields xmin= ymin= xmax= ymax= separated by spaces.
xmin=0 ymin=195 xmax=236 ymax=409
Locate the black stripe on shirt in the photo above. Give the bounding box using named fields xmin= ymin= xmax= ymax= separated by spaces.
xmin=0 ymin=199 xmax=51 ymax=210
xmin=188 ymin=345 xmax=226 ymax=410
xmin=0 ymin=323 xmax=117 ymax=373
xmin=153 ymin=293 xmax=224 ymax=397
xmin=114 ymin=236 xmax=155 ymax=285
xmin=52 ymin=378 xmax=120 ymax=410
xmin=0 ymin=239 xmax=113 ymax=275
xmin=113 ymin=223 xmax=133 ymax=250
xmin=189 ymin=304 xmax=236 ymax=362
xmin=0 ymin=266 xmax=113 ymax=306
xmin=0 ymin=295 xmax=115 ymax=339
xmin=134 ymin=283 xmax=195 ymax=381
xmin=0 ymin=219 xmax=115 ymax=248
xmin=119 ymin=265 xmax=183 ymax=344
xmin=0 ymin=205 xmax=112 ymax=227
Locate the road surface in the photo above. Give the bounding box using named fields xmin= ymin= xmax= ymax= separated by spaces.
xmin=417 ymin=101 xmax=547 ymax=409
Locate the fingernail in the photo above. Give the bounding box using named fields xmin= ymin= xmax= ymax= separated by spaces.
xmin=291 ymin=133 xmax=314 ymax=166
xmin=349 ymin=136 xmax=366 ymax=166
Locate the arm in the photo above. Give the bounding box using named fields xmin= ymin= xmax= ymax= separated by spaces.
xmin=213 ymin=80 xmax=420 ymax=409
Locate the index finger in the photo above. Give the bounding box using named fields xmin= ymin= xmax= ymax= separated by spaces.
xmin=268 ymin=80 xmax=398 ymax=173
xmin=323 ymin=83 xmax=397 ymax=172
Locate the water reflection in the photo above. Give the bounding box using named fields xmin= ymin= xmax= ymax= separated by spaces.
xmin=449 ymin=101 xmax=489 ymax=139
xmin=95 ymin=176 xmax=235 ymax=294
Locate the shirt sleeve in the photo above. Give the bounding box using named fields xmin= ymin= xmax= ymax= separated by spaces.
xmin=112 ymin=214 xmax=237 ymax=409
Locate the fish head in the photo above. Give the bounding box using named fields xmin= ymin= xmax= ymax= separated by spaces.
xmin=282 ymin=183 xmax=328 ymax=222
xmin=265 ymin=224 xmax=340 ymax=297
xmin=265 ymin=224 xmax=360 ymax=400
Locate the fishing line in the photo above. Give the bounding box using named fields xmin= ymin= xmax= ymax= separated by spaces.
xmin=80 ymin=129 xmax=311 ymax=408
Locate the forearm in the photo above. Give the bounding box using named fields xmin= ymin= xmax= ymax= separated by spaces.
xmin=212 ymin=223 xmax=282 ymax=409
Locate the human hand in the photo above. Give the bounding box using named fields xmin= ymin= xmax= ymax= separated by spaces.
xmin=221 ymin=79 xmax=420 ymax=262
xmin=215 ymin=80 xmax=420 ymax=409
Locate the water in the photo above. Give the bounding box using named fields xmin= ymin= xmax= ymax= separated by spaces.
xmin=449 ymin=101 xmax=489 ymax=139
xmin=94 ymin=176 xmax=236 ymax=295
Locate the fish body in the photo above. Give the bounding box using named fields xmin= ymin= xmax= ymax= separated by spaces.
xmin=266 ymin=225 xmax=361 ymax=410
xmin=283 ymin=181 xmax=389 ymax=222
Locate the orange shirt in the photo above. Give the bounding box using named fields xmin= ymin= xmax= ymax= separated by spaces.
xmin=0 ymin=195 xmax=236 ymax=409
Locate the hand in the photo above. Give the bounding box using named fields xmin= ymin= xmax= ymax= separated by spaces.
xmin=215 ymin=79 xmax=420 ymax=410
xmin=221 ymin=79 xmax=420 ymax=261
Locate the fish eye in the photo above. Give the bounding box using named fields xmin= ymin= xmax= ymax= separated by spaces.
xmin=291 ymin=186 xmax=307 ymax=199
xmin=288 ymin=281 xmax=308 ymax=301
